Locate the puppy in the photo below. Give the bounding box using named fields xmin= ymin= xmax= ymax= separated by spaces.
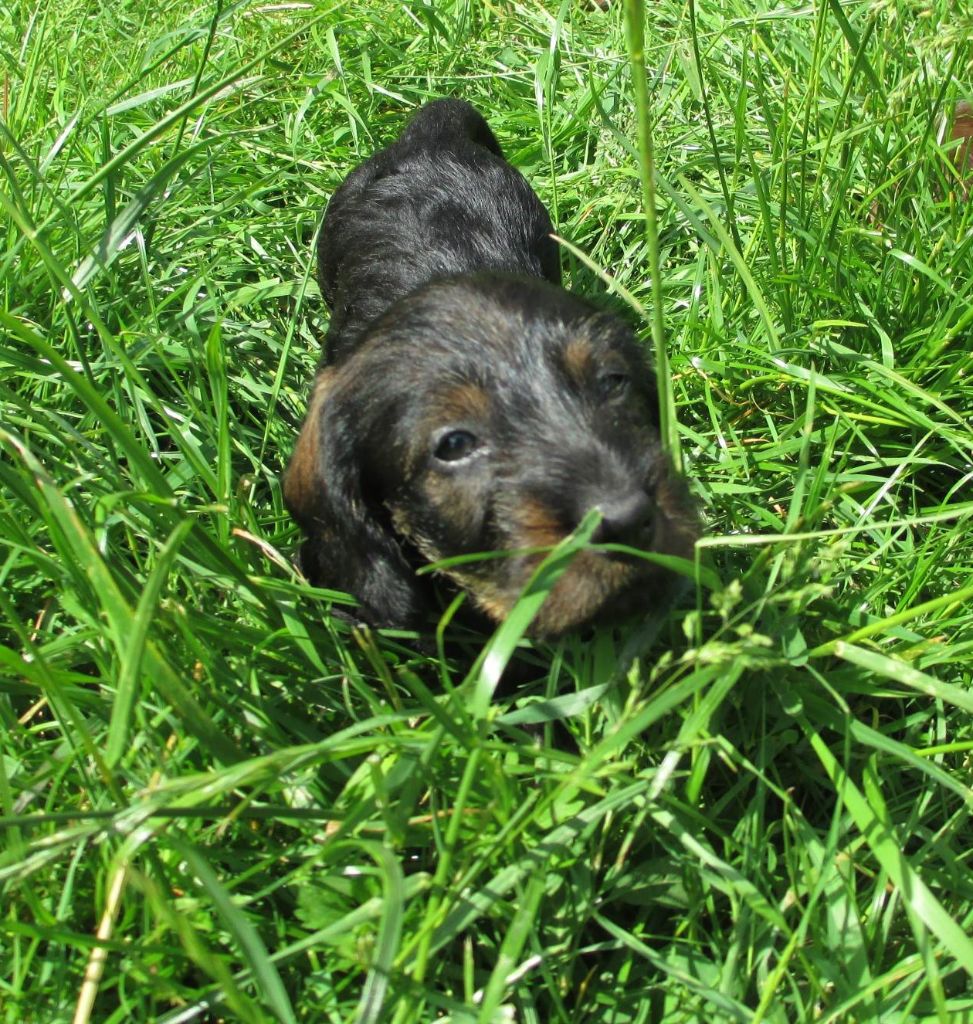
xmin=285 ymin=99 xmax=697 ymax=636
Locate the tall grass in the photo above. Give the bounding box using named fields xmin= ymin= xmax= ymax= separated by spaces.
xmin=1 ymin=1 xmax=972 ymax=1021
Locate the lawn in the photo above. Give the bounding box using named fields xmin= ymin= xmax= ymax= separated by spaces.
xmin=1 ymin=0 xmax=972 ymax=1021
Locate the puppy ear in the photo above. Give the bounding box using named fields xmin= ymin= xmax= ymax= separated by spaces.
xmin=283 ymin=370 xmax=430 ymax=628
xmin=283 ymin=369 xmax=336 ymax=528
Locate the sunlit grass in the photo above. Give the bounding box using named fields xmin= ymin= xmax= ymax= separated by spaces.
xmin=1 ymin=1 xmax=972 ymax=1021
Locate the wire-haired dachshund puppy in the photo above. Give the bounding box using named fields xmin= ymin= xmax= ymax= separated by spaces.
xmin=285 ymin=99 xmax=697 ymax=636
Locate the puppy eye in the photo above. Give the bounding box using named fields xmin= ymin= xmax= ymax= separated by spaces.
xmin=433 ymin=429 xmax=480 ymax=463
xmin=597 ymin=371 xmax=631 ymax=400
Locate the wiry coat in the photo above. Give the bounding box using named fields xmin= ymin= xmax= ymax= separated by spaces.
xmin=318 ymin=100 xmax=560 ymax=363
xmin=285 ymin=99 xmax=697 ymax=634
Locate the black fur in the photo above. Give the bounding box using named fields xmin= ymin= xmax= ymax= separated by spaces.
xmin=285 ymin=99 xmax=697 ymax=635
xmin=318 ymin=99 xmax=561 ymax=363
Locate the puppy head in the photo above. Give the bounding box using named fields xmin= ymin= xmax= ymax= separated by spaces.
xmin=285 ymin=273 xmax=698 ymax=635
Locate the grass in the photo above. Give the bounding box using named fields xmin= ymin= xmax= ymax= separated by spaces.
xmin=1 ymin=0 xmax=972 ymax=1020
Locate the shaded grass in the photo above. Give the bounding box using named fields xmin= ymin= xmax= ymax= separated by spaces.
xmin=1 ymin=0 xmax=972 ymax=1021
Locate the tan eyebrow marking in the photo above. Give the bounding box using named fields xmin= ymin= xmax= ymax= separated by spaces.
xmin=563 ymin=337 xmax=594 ymax=384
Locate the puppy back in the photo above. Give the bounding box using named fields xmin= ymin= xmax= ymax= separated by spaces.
xmin=317 ymin=100 xmax=560 ymax=365
xmin=398 ymin=98 xmax=504 ymax=156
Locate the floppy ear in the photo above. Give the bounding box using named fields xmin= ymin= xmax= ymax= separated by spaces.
xmin=283 ymin=369 xmax=430 ymax=627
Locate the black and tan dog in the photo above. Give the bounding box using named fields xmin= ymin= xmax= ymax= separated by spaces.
xmin=284 ymin=99 xmax=697 ymax=636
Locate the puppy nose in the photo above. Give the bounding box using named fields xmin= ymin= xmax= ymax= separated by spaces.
xmin=588 ymin=490 xmax=654 ymax=544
